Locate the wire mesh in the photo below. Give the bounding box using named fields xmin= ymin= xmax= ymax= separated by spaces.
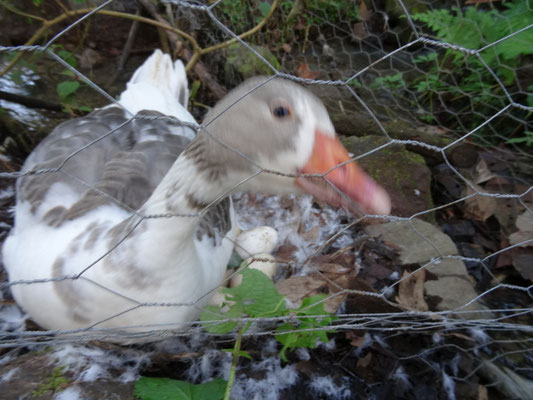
xmin=0 ymin=0 xmax=532 ymax=398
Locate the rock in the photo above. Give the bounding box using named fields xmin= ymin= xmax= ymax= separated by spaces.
xmin=344 ymin=136 xmax=434 ymax=221
xmin=365 ymin=219 xmax=489 ymax=318
xmin=224 ymin=43 xmax=281 ymax=85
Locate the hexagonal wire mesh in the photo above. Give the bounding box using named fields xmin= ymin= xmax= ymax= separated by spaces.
xmin=0 ymin=0 xmax=532 ymax=398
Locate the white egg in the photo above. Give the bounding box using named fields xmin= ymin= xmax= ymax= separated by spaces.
xmin=235 ymin=226 xmax=279 ymax=258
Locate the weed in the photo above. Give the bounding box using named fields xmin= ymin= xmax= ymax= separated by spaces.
xmin=134 ymin=268 xmax=337 ymax=399
xmin=31 ymin=366 xmax=69 ymax=397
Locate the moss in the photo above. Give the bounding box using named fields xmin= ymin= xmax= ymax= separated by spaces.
xmin=225 ymin=43 xmax=281 ymax=82
xmin=32 ymin=366 xmax=70 ymax=397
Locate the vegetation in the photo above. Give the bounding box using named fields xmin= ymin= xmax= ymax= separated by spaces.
xmin=31 ymin=366 xmax=70 ymax=397
xmin=371 ymin=1 xmax=533 ymax=142
xmin=134 ymin=268 xmax=336 ymax=400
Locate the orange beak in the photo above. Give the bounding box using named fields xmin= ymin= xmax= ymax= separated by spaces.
xmin=296 ymin=130 xmax=391 ymax=215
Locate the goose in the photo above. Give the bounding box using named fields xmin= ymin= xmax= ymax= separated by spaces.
xmin=2 ymin=50 xmax=390 ymax=340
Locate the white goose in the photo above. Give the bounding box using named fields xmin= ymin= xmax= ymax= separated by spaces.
xmin=3 ymin=50 xmax=390 ymax=339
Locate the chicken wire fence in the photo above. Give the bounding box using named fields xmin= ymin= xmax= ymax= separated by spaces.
xmin=0 ymin=0 xmax=532 ymax=397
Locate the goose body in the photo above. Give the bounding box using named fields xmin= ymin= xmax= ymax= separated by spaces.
xmin=3 ymin=50 xmax=390 ymax=340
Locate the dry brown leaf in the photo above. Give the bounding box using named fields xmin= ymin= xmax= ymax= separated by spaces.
xmin=474 ymin=159 xmax=496 ymax=184
xmin=359 ymin=0 xmax=372 ymax=21
xmin=275 ymin=275 xmax=326 ymax=307
xmin=299 ymin=225 xmax=321 ymax=242
xmin=276 ymin=265 xmax=351 ymax=313
xmin=297 ymin=63 xmax=320 ymax=80
xmin=463 ymin=185 xmax=497 ymax=222
xmin=509 ymin=211 xmax=533 ymax=247
xmin=395 ymin=269 xmax=429 ymax=312
xmin=281 ymin=43 xmax=291 ymax=53
xmin=345 ymin=331 xmax=366 ymax=347
xmin=316 ymin=263 xmax=351 ymax=275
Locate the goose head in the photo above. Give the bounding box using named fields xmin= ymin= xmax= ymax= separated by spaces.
xmin=185 ymin=77 xmax=391 ymax=215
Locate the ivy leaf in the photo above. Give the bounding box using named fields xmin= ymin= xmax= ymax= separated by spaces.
xmin=134 ymin=377 xmax=226 ymax=400
xmin=57 ymin=81 xmax=79 ymax=100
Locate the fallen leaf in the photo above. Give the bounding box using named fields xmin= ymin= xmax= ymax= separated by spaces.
xmin=345 ymin=331 xmax=365 ymax=347
xmin=276 ymin=275 xmax=327 ymax=307
xmin=299 ymin=225 xmax=320 ymax=242
xmin=463 ymin=185 xmax=497 ymax=222
xmin=276 ymin=262 xmax=354 ymax=313
xmin=297 ymin=63 xmax=320 ymax=80
xmin=509 ymin=211 xmax=533 ymax=247
xmin=395 ymin=269 xmax=429 ymax=312
xmin=474 ymin=158 xmax=497 ymax=184
xmin=359 ymin=1 xmax=372 ymax=21
xmin=275 ymin=244 xmax=297 ymax=262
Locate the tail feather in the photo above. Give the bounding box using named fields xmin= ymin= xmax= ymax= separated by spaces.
xmin=118 ymin=50 xmax=193 ymax=124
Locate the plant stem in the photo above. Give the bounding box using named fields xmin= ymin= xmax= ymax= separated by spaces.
xmin=224 ymin=323 xmax=247 ymax=400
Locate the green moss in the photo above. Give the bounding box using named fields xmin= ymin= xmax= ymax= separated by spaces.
xmin=225 ymin=43 xmax=281 ymax=80
xmin=32 ymin=366 xmax=70 ymax=397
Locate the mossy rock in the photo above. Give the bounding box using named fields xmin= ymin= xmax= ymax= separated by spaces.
xmin=343 ymin=135 xmax=435 ymax=221
xmin=224 ymin=43 xmax=281 ymax=85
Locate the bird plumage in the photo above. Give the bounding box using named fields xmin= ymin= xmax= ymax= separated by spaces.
xmin=3 ymin=50 xmax=390 ymax=341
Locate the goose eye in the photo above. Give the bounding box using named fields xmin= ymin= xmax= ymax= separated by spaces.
xmin=272 ymin=106 xmax=291 ymax=118
xmin=270 ymin=100 xmax=293 ymax=119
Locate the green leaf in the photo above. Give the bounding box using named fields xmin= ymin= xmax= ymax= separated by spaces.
xmin=134 ymin=377 xmax=226 ymax=400
xmin=222 ymin=349 xmax=253 ymax=360
xmin=258 ymin=2 xmax=271 ymax=18
xmin=507 ymin=132 xmax=533 ymax=147
xmin=201 ymin=269 xmax=286 ymax=333
xmin=189 ymin=80 xmax=201 ymax=102
xmin=275 ymin=295 xmax=336 ymax=361
xmin=57 ymin=81 xmax=80 ymax=99
xmin=58 ymin=49 xmax=76 ymax=68
xmin=200 ymin=304 xmax=241 ymax=334
xmin=224 ymin=269 xmax=286 ymax=317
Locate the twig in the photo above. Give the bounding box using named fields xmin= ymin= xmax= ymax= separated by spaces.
xmin=201 ymin=0 xmax=280 ymax=54
xmin=0 ymin=6 xmax=200 ymax=78
xmin=137 ymin=0 xmax=227 ymax=99
xmin=118 ymin=10 xmax=140 ymax=72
